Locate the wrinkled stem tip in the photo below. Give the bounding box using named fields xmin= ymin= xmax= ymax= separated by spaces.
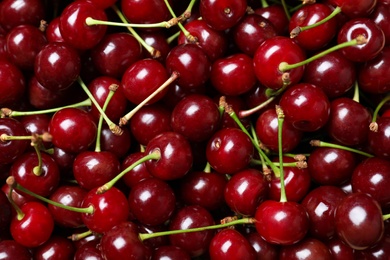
xmin=369 ymin=122 xmax=378 ymax=132
xmin=310 ymin=140 xmax=321 ymax=146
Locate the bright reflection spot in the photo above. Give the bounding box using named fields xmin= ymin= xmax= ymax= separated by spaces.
xmin=314 ymin=202 xmax=329 ymax=217
xmin=86 ymin=158 xmax=99 ymax=169
xmin=182 ymin=217 xmax=194 ymax=229
xmin=243 ymin=24 xmax=256 ymax=34
xmin=67 ymin=9 xmax=79 ymax=26
xmin=274 ymin=211 xmax=287 ymax=222
xmin=224 ymin=140 xmax=234 ymax=152
xmin=385 ymin=127 xmax=390 ymax=138
xmin=270 ymin=118 xmax=278 ymax=129
xmin=103 ymin=42 xmax=116 ymax=55
xmin=221 ymin=240 xmax=232 ymax=253
xmin=48 ymin=52 xmax=60 ymax=65
xmin=237 ymin=181 xmax=249 ymax=195
xmin=201 ymin=30 xmax=210 ymax=41
xmin=337 ymin=108 xmax=349 ymax=120
xmin=349 ymin=206 xmax=367 ymax=226
xmin=163 ymin=143 xmax=174 ymax=158
xmin=59 ymin=119 xmax=76 ymax=130
xmin=141 ymin=114 xmax=154 ymax=124
xmin=98 ymin=199 xmax=108 ymax=210
xmin=113 ymin=237 xmax=126 ymax=249
xmin=12 ymin=33 xmax=24 ymax=45
xmin=11 ymin=1 xmax=25 ymax=10
xmin=324 ymin=151 xmax=337 ymax=163
xmin=370 ymin=173 xmax=383 ymax=185
xmin=296 ymin=249 xmax=311 ymax=258
xmin=264 ymin=45 xmax=280 ymax=59
xmin=136 ymin=68 xmax=148 ymax=80
xmin=139 ymin=191 xmax=151 ymax=202
xmin=317 ymin=61 xmax=332 ymax=73
xmin=21 ymin=217 xmax=32 ymax=229
xmin=179 ymin=53 xmax=192 ymax=66
xmin=222 ymin=64 xmax=237 ymax=75
xmin=194 ymin=180 xmax=206 ymax=190
xmin=294 ymin=94 xmax=307 ymax=107
xmin=42 ymin=248 xmax=55 ymax=259
xmin=185 ymin=105 xmax=199 ymax=117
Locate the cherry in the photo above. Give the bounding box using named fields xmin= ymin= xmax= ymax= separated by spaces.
xmin=34 ymin=42 xmax=81 ymax=92
xmin=33 ymin=235 xmax=76 ymax=260
xmin=5 ymin=24 xmax=47 ymax=71
xmin=370 ymin=3 xmax=390 ymax=45
xmin=128 ymin=177 xmax=176 ymax=226
xmin=74 ymin=240 xmax=103 ymax=260
xmin=254 ymin=4 xmax=289 ymax=36
xmin=0 ymin=60 xmax=26 ymax=107
xmin=0 ymin=0 xmax=45 ymax=32
xmin=169 ymin=205 xmax=215 ymax=257
xmin=0 ymin=239 xmax=33 ymax=259
xmin=209 ymin=228 xmax=257 ymax=259
xmin=152 ymin=245 xmax=191 ymax=260
xmin=10 ymin=201 xmax=54 ymax=248
xmin=45 ymin=17 xmax=65 ymax=43
xmin=335 ymin=192 xmax=384 ymax=250
xmin=303 ymin=51 xmax=356 ymax=99
xmin=279 ymin=238 xmax=334 ymax=260
xmin=138 ymin=30 xmax=171 ymax=62
xmin=337 ymin=18 xmax=385 ymax=62
xmin=86 ymin=0 xmax=117 ymax=10
xmin=254 ymin=200 xmax=310 ymax=245
xmin=171 ymin=94 xmax=220 ymax=142
xmin=253 ymin=36 xmax=306 ymax=90
xmin=232 ymin=13 xmax=277 ymax=56
xmin=326 ymin=237 xmax=356 ymax=260
xmin=206 ymin=127 xmax=254 ymax=175
xmin=279 ymin=83 xmax=330 ymax=132
xmin=255 ymin=108 xmax=303 ymax=152
xmin=354 ymin=234 xmax=390 ymax=259
xmin=59 ymin=1 xmax=107 ymax=50
xmin=210 ymin=53 xmax=257 ymax=96
xmin=245 ymin=229 xmax=280 ymax=260
xmin=199 ymin=0 xmax=247 ymax=31
xmin=351 ymin=157 xmax=390 ymax=210
xmin=328 ymin=0 xmax=377 ymax=18
xmin=224 ymin=168 xmax=268 ymax=216
xmin=145 ymin=131 xmax=193 ymax=180
xmin=368 ymin=116 xmax=390 ymax=159
xmin=48 ymin=185 xmax=87 ymax=228
xmin=121 ymin=151 xmax=153 ymax=188
xmin=100 ymin=123 xmax=132 ymax=159
xmin=90 ymin=32 xmax=143 ymax=78
xmin=0 ymin=118 xmax=29 ymax=165
xmin=48 ymin=107 xmax=97 ymax=154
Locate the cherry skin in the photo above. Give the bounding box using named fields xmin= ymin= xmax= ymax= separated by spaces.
xmin=45 ymin=17 xmax=65 ymax=43
xmin=0 ymin=60 xmax=26 ymax=107
xmin=100 ymin=124 xmax=132 ymax=159
xmin=328 ymin=0 xmax=377 ymax=18
xmin=351 ymin=157 xmax=390 ymax=210
xmin=335 ymin=192 xmax=384 ymax=250
xmin=370 ymin=3 xmax=390 ymax=45
xmin=199 ymin=0 xmax=247 ymax=31
xmin=81 ymin=186 xmax=129 ymax=233
xmin=308 ymin=147 xmax=357 ymax=186
xmin=128 ymin=178 xmax=176 ymax=226
xmin=224 ymin=168 xmax=268 ymax=216
xmin=206 ymin=127 xmax=254 ymax=175
xmin=10 ymin=201 xmax=54 ymax=248
xmin=145 ymin=131 xmax=193 ymax=180
xmin=254 ymin=4 xmax=289 ymax=36
xmin=152 ymin=245 xmax=191 ymax=260
xmin=211 ymin=53 xmax=257 ymax=96
xmin=301 ymin=185 xmax=347 ymax=241
xmin=171 ymin=94 xmax=220 ymax=142
xmin=59 ymin=1 xmax=107 ymax=50
xmin=368 ymin=117 xmax=390 ymax=159
xmin=33 ymin=235 xmax=76 ymax=260
xmin=34 ymin=42 xmax=81 ymax=92
xmin=254 ymin=200 xmax=309 ymax=245
xmin=0 ymin=240 xmax=33 ymax=259
xmin=74 ymin=240 xmax=103 ymax=260
xmin=121 ymin=151 xmax=153 ymax=188
xmin=255 ymin=108 xmax=303 ymax=153
xmin=169 ymin=205 xmax=215 ymax=257
xmin=253 ymin=36 xmax=306 ymax=90
xmin=0 ymin=118 xmax=29 ymax=165
xmin=354 ymin=234 xmax=390 ymax=259
xmin=27 ymin=76 xmax=68 ymax=110
xmin=139 ymin=30 xmax=171 ymax=62
xmin=279 ymin=83 xmax=330 ymax=132
xmin=48 ymin=107 xmax=97 ymax=154
xmin=245 ymin=229 xmax=280 ymax=260
xmin=209 ymin=228 xmax=257 ymax=260
xmin=326 ymin=237 xmax=356 ymax=260
xmin=279 ymin=238 xmax=334 ymax=260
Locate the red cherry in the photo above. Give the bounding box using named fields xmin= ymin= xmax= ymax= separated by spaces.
xmin=0 ymin=60 xmax=26 ymax=107
xmin=279 ymin=238 xmax=334 ymax=260
xmin=0 ymin=239 xmax=33 ymax=259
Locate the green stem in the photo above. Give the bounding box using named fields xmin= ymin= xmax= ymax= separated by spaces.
xmin=70 ymin=229 xmax=93 ymax=241
xmin=250 ymin=159 xmax=305 ymax=168
xmin=203 ymin=162 xmax=211 ymax=173
xmin=139 ymin=217 xmax=255 ymax=241
xmin=371 ymin=93 xmax=390 ymax=125
xmin=6 ymin=178 xmax=25 ymax=220
xmin=32 ymin=142 xmax=43 ymax=176
xmin=352 ymin=81 xmax=360 ymax=103
xmin=383 ymin=214 xmax=390 ymax=221
xmin=310 ymin=140 xmax=374 ymax=158
xmin=86 ymin=17 xmax=172 ymax=29
xmin=261 ymin=0 xmax=269 ymax=8
xmin=280 ymin=0 xmax=291 ymax=20
xmin=238 ymin=95 xmax=276 ymax=118
xmin=250 ymin=124 xmax=268 ymax=174
xmin=276 ymin=106 xmax=287 ymax=202
xmin=167 ymin=31 xmax=180 ymax=45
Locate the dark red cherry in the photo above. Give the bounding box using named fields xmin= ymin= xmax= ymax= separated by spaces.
xmin=351 ymin=157 xmax=390 ymax=210
xmin=145 ymin=131 xmax=193 ymax=180
xmin=169 ymin=205 xmax=215 ymax=257
xmin=280 ymin=83 xmax=330 ymax=132
xmin=10 ymin=201 xmax=54 ymax=248
xmin=301 ymin=186 xmax=347 ymax=241
xmin=121 ymin=58 xmax=169 ymax=105
xmin=33 ymin=235 xmax=76 ymax=260
xmin=34 ymin=42 xmax=81 ymax=91
xmin=85 ymin=0 xmax=117 ymax=10
xmin=368 ymin=117 xmax=390 ymax=159
xmin=335 ymin=192 xmax=384 ymax=250
xmin=0 ymin=118 xmax=29 ymax=165
xmin=59 ymin=1 xmax=107 ymax=50
xmin=81 ymin=186 xmax=129 ymax=233
xmin=245 ymin=229 xmax=280 ymax=260
xmin=370 ymin=3 xmax=390 ymax=45
xmin=255 ymin=108 xmax=303 ymax=153
xmin=0 ymin=60 xmax=26 ymax=107
xmin=6 ymin=24 xmax=47 ymax=70
xmin=308 ymin=147 xmax=357 ymax=186
xmin=255 ymin=200 xmax=309 ymax=245
xmin=329 ymin=0 xmax=377 ymax=18
xmin=171 ymin=94 xmax=220 ymax=142
xmin=0 ymin=191 xmax=11 ymax=231
xmin=152 ymin=245 xmax=191 ymax=260
xmin=0 ymin=239 xmax=33 ymax=259
xmin=254 ymin=4 xmax=289 ymax=36
xmin=354 ymin=234 xmax=390 ymax=259
xmin=177 ymin=19 xmax=228 ymax=61
xmin=45 ymin=17 xmax=65 ymax=43
xmin=337 ymin=18 xmax=385 ymax=62
xmin=303 ymin=51 xmax=356 ymax=99
xmin=253 ymin=36 xmax=306 ymax=90
xmin=279 ymin=238 xmax=333 ymax=260
xmin=74 ymin=240 xmax=103 ymax=260
xmin=121 ymin=151 xmax=153 ymax=188
xmin=100 ymin=124 xmax=132 ymax=159
xmin=91 ymin=32 xmax=143 ymax=78
xmin=210 ymin=53 xmax=257 ymax=96
xmin=326 ymin=237 xmax=356 ymax=260
xmin=48 ymin=108 xmax=97 ymax=154
xmin=206 ymin=127 xmax=254 ymax=174
xmin=199 ymin=0 xmax=247 ymax=31
xmin=138 ymin=30 xmax=171 ymax=62
xmin=209 ymin=228 xmax=257 ymax=260
xmin=224 ymin=168 xmax=268 ymax=216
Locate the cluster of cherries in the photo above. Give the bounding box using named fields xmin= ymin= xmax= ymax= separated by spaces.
xmin=1 ymin=0 xmax=390 ymax=259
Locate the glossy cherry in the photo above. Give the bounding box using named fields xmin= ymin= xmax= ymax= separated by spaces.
xmin=100 ymin=124 xmax=132 ymax=159
xmin=0 ymin=118 xmax=29 ymax=165
xmin=152 ymin=245 xmax=191 ymax=260
xmin=121 ymin=151 xmax=153 ymax=188
xmin=279 ymin=238 xmax=334 ymax=260
xmin=254 ymin=4 xmax=289 ymax=36
xmin=0 ymin=239 xmax=33 ymax=259
xmin=370 ymin=3 xmax=390 ymax=45
xmin=33 ymin=235 xmax=76 ymax=260
xmin=0 ymin=60 xmax=26 ymax=107
xmin=245 ymin=229 xmax=280 ymax=260
xmin=326 ymin=237 xmax=356 ymax=260
xmin=328 ymin=0 xmax=377 ymax=18
xmin=368 ymin=116 xmax=390 ymax=159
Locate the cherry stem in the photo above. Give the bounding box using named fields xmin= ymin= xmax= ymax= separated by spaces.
xmin=139 ymin=217 xmax=255 ymax=241
xmin=383 ymin=214 xmax=390 ymax=221
xmin=310 ymin=140 xmax=374 ymax=158
xmin=251 ymin=159 xmax=307 ymax=169
xmin=370 ymin=93 xmax=390 ymax=132
xmin=276 ymin=105 xmax=287 ymax=202
xmin=279 ymin=35 xmax=366 ymax=72
xmin=86 ymin=17 xmax=175 ymax=29
xmin=69 ymin=230 xmax=93 ymax=241
xmin=119 ymin=71 xmax=179 ymax=126
xmin=77 ymin=77 xmax=123 ymax=136
xmin=352 ymin=81 xmax=360 ymax=103
xmin=250 ymin=123 xmax=270 ymax=175
xmin=260 ymin=0 xmax=269 ymax=8
xmin=238 ymin=95 xmax=276 ymax=118
xmin=97 ymin=150 xmax=161 ymax=194
xmin=6 ymin=177 xmax=25 ymax=221
xmin=203 ymin=162 xmax=211 ymax=173
xmin=94 ymin=84 xmax=118 ymax=152
xmin=280 ymin=0 xmax=291 ymax=20
xmin=111 ymin=5 xmax=160 ymax=59
xmin=31 ymin=137 xmax=43 ymax=176
xmin=7 ymin=176 xmax=94 ymax=214
xmin=290 ymin=6 xmax=341 ymax=38
xmin=0 ymin=99 xmax=91 ymax=118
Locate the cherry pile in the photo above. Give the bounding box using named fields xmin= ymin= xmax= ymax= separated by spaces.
xmin=1 ymin=0 xmax=390 ymax=259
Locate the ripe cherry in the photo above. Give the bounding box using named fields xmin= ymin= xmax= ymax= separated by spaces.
xmin=0 ymin=118 xmax=29 ymax=165
xmin=0 ymin=60 xmax=26 ymax=107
